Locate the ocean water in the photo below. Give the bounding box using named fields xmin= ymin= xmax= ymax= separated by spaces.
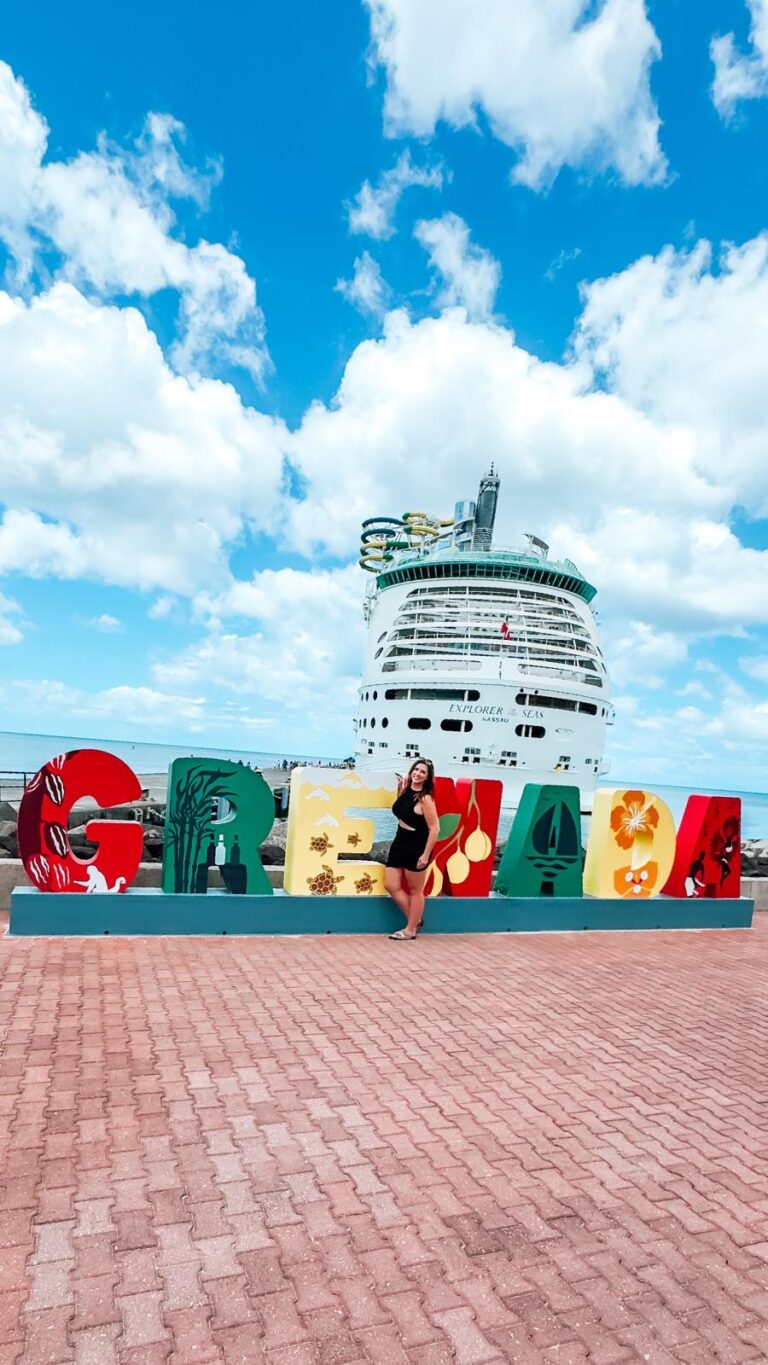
xmin=612 ymin=783 xmax=768 ymax=841
xmin=0 ymin=730 xmax=765 ymax=838
xmin=0 ymin=729 xmax=331 ymax=781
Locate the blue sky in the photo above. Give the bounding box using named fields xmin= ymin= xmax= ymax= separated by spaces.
xmin=0 ymin=0 xmax=767 ymax=789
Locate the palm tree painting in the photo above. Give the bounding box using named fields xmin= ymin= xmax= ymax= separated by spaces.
xmin=162 ymin=759 xmax=274 ymax=896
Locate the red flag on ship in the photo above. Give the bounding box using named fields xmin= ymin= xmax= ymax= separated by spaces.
xmin=500 ymin=619 xmax=511 ymax=639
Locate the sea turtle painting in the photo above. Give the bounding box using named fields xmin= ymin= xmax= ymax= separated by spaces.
xmin=306 ymin=864 xmax=344 ymax=895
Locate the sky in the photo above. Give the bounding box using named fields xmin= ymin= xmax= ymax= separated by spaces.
xmin=0 ymin=0 xmax=767 ymax=790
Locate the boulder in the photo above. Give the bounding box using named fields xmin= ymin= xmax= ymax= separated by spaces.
xmin=141 ymin=829 xmax=164 ymax=862
xmin=67 ymin=825 xmax=99 ymax=857
xmin=742 ymin=839 xmax=768 ymax=877
xmin=0 ymin=820 xmax=17 ymax=856
xmin=0 ymin=801 xmax=17 ymax=823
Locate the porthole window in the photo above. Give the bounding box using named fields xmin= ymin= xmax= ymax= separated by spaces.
xmin=515 ymin=724 xmax=545 ymax=739
xmin=407 ymin=717 xmax=431 ymax=730
xmin=370 ymin=718 xmax=376 ymax=729
xmin=466 ymin=689 xmax=480 ymax=701
xmin=441 ymin=719 xmax=473 ymax=732
xmin=382 ymin=717 xmax=388 ymax=728
xmin=373 ymin=690 xmax=378 ymax=700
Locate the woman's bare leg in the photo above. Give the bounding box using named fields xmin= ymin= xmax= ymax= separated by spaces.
xmin=403 ymin=869 xmax=427 ymax=935
xmin=384 ymin=867 xmax=410 ymax=921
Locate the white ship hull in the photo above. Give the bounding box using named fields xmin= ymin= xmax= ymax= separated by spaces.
xmin=354 ymin=540 xmax=611 ymax=810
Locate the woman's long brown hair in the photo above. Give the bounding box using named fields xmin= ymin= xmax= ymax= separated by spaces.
xmin=406 ymin=757 xmax=435 ymax=795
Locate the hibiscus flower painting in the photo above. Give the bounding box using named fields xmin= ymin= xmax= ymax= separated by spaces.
xmin=585 ymin=788 xmax=677 ymax=899
xmin=610 ymin=791 xmax=661 ymax=850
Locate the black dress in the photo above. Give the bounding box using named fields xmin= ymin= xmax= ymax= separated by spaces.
xmin=386 ymin=787 xmax=430 ymax=871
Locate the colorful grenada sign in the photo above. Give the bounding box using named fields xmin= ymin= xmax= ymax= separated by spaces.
xmin=16 ymin=750 xmax=742 ymax=903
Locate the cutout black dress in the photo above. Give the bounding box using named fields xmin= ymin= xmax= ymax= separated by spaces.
xmin=386 ymin=787 xmax=430 ymax=872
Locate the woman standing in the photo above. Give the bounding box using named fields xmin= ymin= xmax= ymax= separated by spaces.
xmin=384 ymin=758 xmax=439 ymax=940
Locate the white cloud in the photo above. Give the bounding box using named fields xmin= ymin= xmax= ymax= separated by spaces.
xmin=608 ymin=681 xmax=768 ymax=793
xmin=711 ymin=1 xmax=768 ymax=116
xmin=0 ymin=591 xmax=23 ymax=645
xmin=86 ymin=613 xmax=124 ymax=634
xmin=414 ymin=213 xmax=500 ymax=319
xmin=554 ymin=514 xmax=768 ymax=632
xmin=150 ymin=566 xmax=365 ymax=748
xmin=196 ymin=564 xmax=363 ymax=635
xmin=285 ymin=306 xmax=722 ymax=568
xmin=573 ymin=233 xmax=768 ymax=512
xmin=0 ymin=61 xmax=266 ymax=379
xmin=675 ymin=680 xmax=712 ymax=700
xmin=740 ymin=655 xmax=768 ymax=683
xmin=148 ymin=595 xmax=175 ymax=619
xmin=3 ymin=677 xmax=209 ymax=730
xmin=336 ymin=252 xmax=391 ymax=317
xmin=545 ymin=246 xmax=582 ymax=282
xmin=347 ymin=149 xmax=444 ymax=239
xmin=92 ymin=684 xmax=207 ymax=728
xmin=606 ymin=621 xmax=688 ymax=690
xmin=0 ymin=284 xmax=286 ymax=593
xmin=364 ymin=0 xmax=666 ymax=188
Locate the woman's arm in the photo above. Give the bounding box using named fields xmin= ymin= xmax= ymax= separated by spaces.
xmin=416 ymin=795 xmax=440 ymax=869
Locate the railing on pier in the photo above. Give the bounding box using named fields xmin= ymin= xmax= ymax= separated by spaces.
xmin=0 ymin=771 xmax=34 ymax=802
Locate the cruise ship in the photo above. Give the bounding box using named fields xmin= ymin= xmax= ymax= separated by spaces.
xmin=354 ymin=469 xmax=612 ymax=809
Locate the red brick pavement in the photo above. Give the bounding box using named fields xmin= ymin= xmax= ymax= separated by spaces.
xmin=1 ymin=917 xmax=768 ymax=1363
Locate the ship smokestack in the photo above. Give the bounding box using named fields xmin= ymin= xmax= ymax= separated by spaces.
xmin=472 ymin=465 xmax=500 ymax=549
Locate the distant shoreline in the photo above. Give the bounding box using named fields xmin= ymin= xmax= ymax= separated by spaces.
xmin=0 ymin=727 xmax=336 ymax=766
xmin=0 ymin=730 xmax=764 ymax=799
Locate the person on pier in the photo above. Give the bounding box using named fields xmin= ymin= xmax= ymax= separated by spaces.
xmin=384 ymin=758 xmax=439 ymax=940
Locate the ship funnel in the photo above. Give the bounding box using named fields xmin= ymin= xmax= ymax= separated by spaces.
xmin=472 ymin=465 xmax=500 ymax=550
